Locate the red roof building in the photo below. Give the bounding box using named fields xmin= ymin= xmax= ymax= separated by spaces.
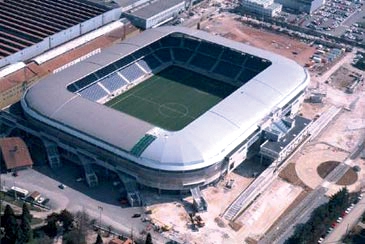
xmin=0 ymin=137 xmax=33 ymax=171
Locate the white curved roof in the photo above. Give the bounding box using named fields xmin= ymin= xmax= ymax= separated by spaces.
xmin=22 ymin=26 xmax=309 ymax=171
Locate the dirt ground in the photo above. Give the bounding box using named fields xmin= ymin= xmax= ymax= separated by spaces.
xmin=201 ymin=14 xmax=316 ymax=66
xmin=235 ymin=178 xmax=302 ymax=242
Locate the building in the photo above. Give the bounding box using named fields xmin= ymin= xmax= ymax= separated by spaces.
xmin=123 ymin=0 xmax=186 ymax=29
xmin=242 ymin=0 xmax=282 ymax=17
xmin=0 ymin=0 xmax=121 ymax=69
xmin=114 ymin=0 xmax=150 ymax=12
xmin=3 ymin=27 xmax=310 ymax=192
xmin=275 ymin=0 xmax=325 ymax=14
xmin=0 ymin=137 xmax=33 ymax=172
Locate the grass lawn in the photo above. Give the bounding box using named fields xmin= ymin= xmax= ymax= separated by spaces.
xmin=105 ymin=66 xmax=237 ymax=131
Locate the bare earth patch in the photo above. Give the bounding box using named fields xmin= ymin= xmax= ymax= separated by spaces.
xmin=317 ymin=161 xmax=341 ymax=179
xmin=279 ymin=163 xmax=311 ymax=190
xmin=336 ymin=167 xmax=358 ymax=185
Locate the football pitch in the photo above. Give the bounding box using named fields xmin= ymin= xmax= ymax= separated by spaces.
xmin=105 ymin=66 xmax=237 ymax=131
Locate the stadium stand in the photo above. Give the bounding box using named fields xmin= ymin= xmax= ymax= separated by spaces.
xmin=182 ymin=37 xmax=200 ymax=51
xmin=119 ymin=63 xmax=145 ymax=82
xmin=221 ymin=49 xmax=248 ymax=66
xmin=132 ymin=46 xmax=152 ymax=60
xmin=79 ymin=84 xmax=108 ymax=101
xmin=154 ymin=48 xmax=172 ymax=63
xmin=236 ymin=68 xmax=259 ymax=84
xmin=72 ymin=74 xmax=98 ymax=92
xmin=189 ymin=53 xmax=217 ymax=70
xmin=141 ymin=54 xmax=161 ymax=70
xmin=99 ymin=73 xmax=128 ymax=93
xmin=113 ymin=55 xmax=135 ymax=70
xmin=160 ymin=35 xmax=181 ymax=47
xmin=213 ymin=61 xmax=242 ymax=79
xmin=70 ymin=34 xmax=274 ymax=102
xmin=137 ymin=59 xmax=152 ymax=73
xmin=172 ymin=48 xmax=194 ymax=63
xmin=245 ymin=56 xmax=271 ymax=71
xmin=197 ymin=41 xmax=223 ymax=57
xmin=95 ymin=63 xmax=117 ymax=79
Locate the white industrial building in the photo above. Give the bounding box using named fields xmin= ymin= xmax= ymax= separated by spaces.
xmin=242 ymin=0 xmax=282 ymax=17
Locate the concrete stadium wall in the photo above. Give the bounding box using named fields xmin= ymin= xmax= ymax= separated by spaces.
xmin=0 ymin=8 xmax=122 ymax=69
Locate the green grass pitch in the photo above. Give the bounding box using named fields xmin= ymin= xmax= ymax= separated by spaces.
xmin=105 ymin=66 xmax=237 ymax=131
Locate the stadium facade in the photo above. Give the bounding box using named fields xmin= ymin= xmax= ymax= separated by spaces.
xmin=19 ymin=27 xmax=310 ymax=191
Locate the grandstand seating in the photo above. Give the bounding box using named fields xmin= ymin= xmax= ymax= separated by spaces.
xmin=95 ymin=63 xmax=117 ymax=79
xmin=119 ymin=63 xmax=145 ymax=82
xmin=132 ymin=46 xmax=152 ymax=60
xmin=221 ymin=49 xmax=248 ymax=65
xmin=69 ymin=34 xmax=273 ymax=98
xmin=189 ymin=53 xmax=216 ymax=70
xmin=154 ymin=48 xmax=172 ymax=63
xmin=236 ymin=69 xmax=259 ymax=84
xmin=142 ymin=54 xmax=161 ymax=70
xmin=79 ymin=84 xmax=108 ymax=101
xmin=197 ymin=41 xmax=223 ymax=57
xmin=72 ymin=74 xmax=98 ymax=92
xmin=137 ymin=59 xmax=152 ymax=73
xmin=114 ymin=55 xmax=135 ymax=69
xmin=245 ymin=56 xmax=270 ymax=71
xmin=182 ymin=37 xmax=200 ymax=51
xmin=99 ymin=73 xmax=128 ymax=93
xmin=172 ymin=48 xmax=194 ymax=63
xmin=160 ymin=36 xmax=182 ymax=47
xmin=213 ymin=61 xmax=241 ymax=79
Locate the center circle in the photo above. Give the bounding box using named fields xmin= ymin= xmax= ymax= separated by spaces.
xmin=158 ymin=102 xmax=189 ymax=118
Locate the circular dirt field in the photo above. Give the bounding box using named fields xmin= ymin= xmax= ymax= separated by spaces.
xmin=336 ymin=167 xmax=358 ymax=186
xmin=317 ymin=161 xmax=341 ymax=179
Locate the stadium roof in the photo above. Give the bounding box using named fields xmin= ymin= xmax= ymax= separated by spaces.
xmin=0 ymin=0 xmax=109 ymax=59
xmin=22 ymin=26 xmax=309 ymax=172
xmin=127 ymin=0 xmax=185 ymax=19
xmin=0 ymin=137 xmax=33 ymax=170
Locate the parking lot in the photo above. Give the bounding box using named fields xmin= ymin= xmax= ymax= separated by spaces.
xmin=279 ymin=0 xmax=365 ymax=43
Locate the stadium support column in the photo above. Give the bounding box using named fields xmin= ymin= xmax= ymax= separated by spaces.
xmin=41 ymin=138 xmax=62 ymax=168
xmin=78 ymin=154 xmax=98 ymax=187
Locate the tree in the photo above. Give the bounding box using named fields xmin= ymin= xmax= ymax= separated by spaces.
xmin=44 ymin=213 xmax=59 ymax=237
xmin=145 ymin=232 xmax=153 ymax=244
xmin=2 ymin=204 xmax=20 ymax=244
xmin=95 ymin=233 xmax=103 ymax=244
xmin=20 ymin=203 xmax=33 ymax=243
xmin=63 ymin=229 xmax=86 ymax=244
xmin=59 ymin=209 xmax=74 ymax=232
xmin=22 ymin=203 xmax=32 ymax=222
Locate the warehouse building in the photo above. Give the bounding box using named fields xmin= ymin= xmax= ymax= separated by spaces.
xmin=123 ymin=0 xmax=186 ymax=29
xmin=242 ymin=0 xmax=282 ymax=17
xmin=274 ymin=0 xmax=325 ymax=14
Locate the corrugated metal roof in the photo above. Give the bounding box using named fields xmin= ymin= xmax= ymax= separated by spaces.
xmin=22 ymin=26 xmax=309 ymax=171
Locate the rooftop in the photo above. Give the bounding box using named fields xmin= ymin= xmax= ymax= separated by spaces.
xmin=127 ymin=0 xmax=184 ymax=19
xmin=0 ymin=137 xmax=33 ymax=170
xmin=0 ymin=0 xmax=109 ymax=59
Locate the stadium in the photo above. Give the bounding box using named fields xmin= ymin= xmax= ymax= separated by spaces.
xmin=20 ymin=26 xmax=310 ymax=191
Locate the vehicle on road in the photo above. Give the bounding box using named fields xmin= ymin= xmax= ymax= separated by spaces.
xmin=132 ymin=213 xmax=141 ymax=218
xmin=58 ymin=184 xmax=66 ymax=189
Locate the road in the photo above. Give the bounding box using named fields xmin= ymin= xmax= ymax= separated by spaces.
xmin=324 ymin=196 xmax=365 ymax=243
